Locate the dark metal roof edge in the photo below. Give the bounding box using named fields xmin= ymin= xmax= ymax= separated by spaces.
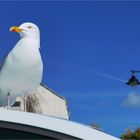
xmin=0 ymin=121 xmax=80 ymax=139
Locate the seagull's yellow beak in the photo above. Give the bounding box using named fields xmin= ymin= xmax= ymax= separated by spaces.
xmin=10 ymin=26 xmax=23 ymax=32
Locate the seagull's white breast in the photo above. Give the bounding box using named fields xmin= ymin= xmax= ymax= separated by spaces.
xmin=0 ymin=38 xmax=43 ymax=95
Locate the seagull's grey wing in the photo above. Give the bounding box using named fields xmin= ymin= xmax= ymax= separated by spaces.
xmin=0 ymin=53 xmax=9 ymax=72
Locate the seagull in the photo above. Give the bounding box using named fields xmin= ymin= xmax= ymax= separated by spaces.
xmin=0 ymin=22 xmax=43 ymax=105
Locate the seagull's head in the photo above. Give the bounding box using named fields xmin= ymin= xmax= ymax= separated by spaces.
xmin=10 ymin=22 xmax=40 ymax=40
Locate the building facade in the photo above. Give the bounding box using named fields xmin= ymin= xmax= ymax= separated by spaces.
xmin=11 ymin=84 xmax=69 ymax=119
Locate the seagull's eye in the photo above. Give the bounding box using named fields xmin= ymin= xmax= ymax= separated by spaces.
xmin=28 ymin=26 xmax=32 ymax=29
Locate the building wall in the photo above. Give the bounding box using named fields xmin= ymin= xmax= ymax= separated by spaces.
xmin=17 ymin=85 xmax=69 ymax=119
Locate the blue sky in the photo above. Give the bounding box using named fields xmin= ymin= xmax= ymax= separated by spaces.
xmin=1 ymin=1 xmax=140 ymax=137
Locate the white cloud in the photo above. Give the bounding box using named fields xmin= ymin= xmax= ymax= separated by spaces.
xmin=123 ymin=93 xmax=140 ymax=107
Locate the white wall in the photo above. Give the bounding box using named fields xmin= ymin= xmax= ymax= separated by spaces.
xmin=18 ymin=85 xmax=69 ymax=119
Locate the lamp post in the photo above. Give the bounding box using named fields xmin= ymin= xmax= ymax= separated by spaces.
xmin=126 ymin=70 xmax=140 ymax=88
xmin=7 ymin=93 xmax=10 ymax=109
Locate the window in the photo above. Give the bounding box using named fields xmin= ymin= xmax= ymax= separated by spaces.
xmin=0 ymin=127 xmax=56 ymax=139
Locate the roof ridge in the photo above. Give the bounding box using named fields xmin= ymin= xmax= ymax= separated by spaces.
xmin=40 ymin=83 xmax=66 ymax=100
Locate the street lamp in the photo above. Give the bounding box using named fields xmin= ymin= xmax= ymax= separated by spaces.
xmin=126 ymin=70 xmax=140 ymax=87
